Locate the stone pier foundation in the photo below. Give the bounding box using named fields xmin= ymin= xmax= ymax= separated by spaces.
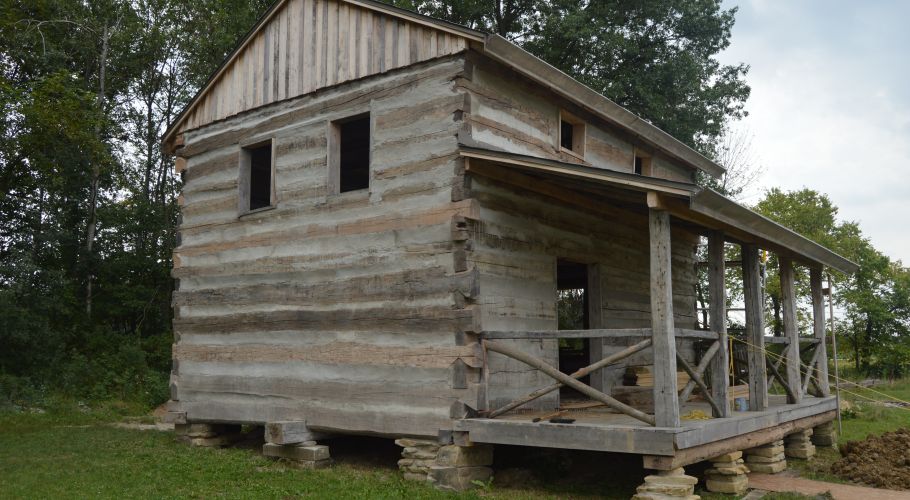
xmin=175 ymin=423 xmax=242 ymax=447
xmin=396 ymin=439 xmax=493 ymax=491
xmin=704 ymin=451 xmax=750 ymax=495
xmin=262 ymin=441 xmax=332 ymax=469
xmin=744 ymin=440 xmax=788 ymax=474
xmin=632 ymin=467 xmax=700 ymax=500
xmin=785 ymin=429 xmax=817 ymax=459
xmin=811 ymin=421 xmax=837 ymax=447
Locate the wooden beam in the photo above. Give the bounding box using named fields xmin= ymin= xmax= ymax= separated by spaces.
xmin=479 ymin=328 xmax=717 ymax=340
xmin=780 ymin=257 xmax=803 ymax=404
xmin=678 ymin=341 xmax=720 ymax=402
xmin=708 ymin=231 xmax=731 ymax=417
xmin=676 ymin=353 xmax=722 ymax=416
xmin=742 ymin=244 xmax=768 ymax=410
xmin=483 ymin=340 xmax=655 ymax=425
xmin=802 ymin=344 xmax=823 ymax=395
xmin=811 ymin=268 xmax=831 ymax=396
xmin=650 ymin=208 xmax=680 ymax=427
xmin=486 ymin=338 xmax=652 ymax=418
xmin=642 ymin=410 xmax=837 ymax=470
xmin=766 ymin=355 xmax=798 ymax=403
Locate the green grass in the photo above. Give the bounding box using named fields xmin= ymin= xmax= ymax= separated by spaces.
xmin=1 ymin=380 xmax=907 ymax=499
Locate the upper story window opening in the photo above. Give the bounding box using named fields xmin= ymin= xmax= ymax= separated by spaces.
xmin=559 ymin=110 xmax=586 ymax=158
xmin=331 ymin=113 xmax=371 ymax=193
xmin=240 ymin=140 xmax=275 ymax=213
xmin=634 ymin=151 xmax=652 ymax=176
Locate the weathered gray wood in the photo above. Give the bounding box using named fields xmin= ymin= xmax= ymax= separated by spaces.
xmin=779 ymin=257 xmax=802 ymax=404
xmin=485 ymin=338 xmax=652 ymax=418
xmin=644 ymin=409 xmax=837 ymax=470
xmin=811 ymin=267 xmax=831 ymax=396
xmin=649 ymin=206 xmax=680 ymax=428
xmin=480 ymin=328 xmax=715 ymax=340
xmin=802 ymin=344 xmax=822 ymax=395
xmin=675 ymin=352 xmax=722 ymax=416
xmin=678 ymin=340 xmax=720 ymax=402
xmin=707 ymin=231 xmax=731 ymax=417
xmin=742 ymin=243 xmax=768 ymax=410
xmin=265 ymin=420 xmax=325 ymax=444
xmin=765 ymin=355 xmax=798 ymax=402
xmin=587 ymin=263 xmax=607 ymax=391
xmin=483 ymin=340 xmax=656 ymax=425
xmin=454 ymin=418 xmax=678 ymax=455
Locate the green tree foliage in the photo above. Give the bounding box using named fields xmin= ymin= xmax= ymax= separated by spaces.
xmin=386 ymin=0 xmax=750 ymax=154
xmin=0 ymin=0 xmax=269 ymax=407
xmin=754 ymin=188 xmax=910 ymax=376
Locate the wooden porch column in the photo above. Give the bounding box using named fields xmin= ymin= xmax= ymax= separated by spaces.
xmin=780 ymin=257 xmax=803 ymax=404
xmin=648 ymin=196 xmax=680 ymax=427
xmin=811 ymin=268 xmax=831 ymax=396
xmin=742 ymin=244 xmax=768 ymax=410
xmin=708 ymin=231 xmax=731 ymax=417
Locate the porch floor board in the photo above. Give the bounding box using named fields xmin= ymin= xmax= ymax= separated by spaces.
xmin=454 ymin=395 xmax=836 ymax=456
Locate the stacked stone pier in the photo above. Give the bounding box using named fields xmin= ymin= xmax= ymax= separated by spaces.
xmin=396 ymin=438 xmax=493 ymax=491
xmin=704 ymin=451 xmax=750 ymax=495
xmin=633 ymin=468 xmax=700 ymax=500
xmin=175 ymin=423 xmax=242 ymax=447
xmin=745 ymin=440 xmax=788 ymax=474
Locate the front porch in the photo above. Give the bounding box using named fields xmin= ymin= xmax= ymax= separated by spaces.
xmin=456 ymin=395 xmax=835 ymax=469
xmin=456 ymin=149 xmax=857 ymax=475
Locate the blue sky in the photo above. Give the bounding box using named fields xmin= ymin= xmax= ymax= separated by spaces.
xmin=717 ymin=0 xmax=910 ymax=264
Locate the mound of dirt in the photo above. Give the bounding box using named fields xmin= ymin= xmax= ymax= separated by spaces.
xmin=831 ymin=428 xmax=910 ymax=490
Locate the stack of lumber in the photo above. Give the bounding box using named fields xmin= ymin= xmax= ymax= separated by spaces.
xmin=630 ymin=366 xmax=690 ymax=388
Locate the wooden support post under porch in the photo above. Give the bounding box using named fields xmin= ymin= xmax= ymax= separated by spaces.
xmin=647 ymin=193 xmax=680 ymax=428
xmin=811 ymin=268 xmax=832 ymax=396
xmin=780 ymin=257 xmax=803 ymax=404
xmin=742 ymin=243 xmax=769 ymax=410
xmin=708 ymin=231 xmax=731 ymax=417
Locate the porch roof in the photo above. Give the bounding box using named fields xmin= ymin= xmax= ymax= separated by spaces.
xmin=460 ymin=147 xmax=859 ymax=275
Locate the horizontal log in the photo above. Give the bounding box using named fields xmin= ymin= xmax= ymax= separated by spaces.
xmin=480 ymin=328 xmax=717 ymax=340
xmin=174 ymin=341 xmax=477 ymax=369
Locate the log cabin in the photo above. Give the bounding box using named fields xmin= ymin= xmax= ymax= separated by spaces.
xmin=162 ymin=0 xmax=858 ymax=494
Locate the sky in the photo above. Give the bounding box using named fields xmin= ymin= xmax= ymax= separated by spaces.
xmin=716 ymin=0 xmax=910 ymax=265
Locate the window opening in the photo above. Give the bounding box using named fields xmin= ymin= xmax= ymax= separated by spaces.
xmin=336 ymin=114 xmax=370 ymax=192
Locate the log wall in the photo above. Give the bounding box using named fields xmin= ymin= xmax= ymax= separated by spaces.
xmin=458 ymin=54 xmax=696 ymax=184
xmin=171 ymin=56 xmax=479 ymax=437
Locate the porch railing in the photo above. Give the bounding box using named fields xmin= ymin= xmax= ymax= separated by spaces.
xmin=478 ymin=328 xmax=726 ymax=427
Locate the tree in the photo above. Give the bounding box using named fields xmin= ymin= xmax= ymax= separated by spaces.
xmin=754 ymin=188 xmax=910 ymax=374
xmin=385 ymin=0 xmax=750 ymax=154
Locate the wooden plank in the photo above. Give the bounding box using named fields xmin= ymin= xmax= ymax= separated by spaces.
xmin=644 ymin=410 xmax=837 ymax=470
xmin=678 ymin=340 xmax=720 ymax=402
xmin=742 ymin=243 xmax=769 ymax=410
xmin=780 ymin=257 xmax=803 ymax=403
xmin=811 ymin=267 xmax=831 ymax=396
xmin=265 ymin=420 xmax=326 ymax=444
xmin=649 ymin=206 xmax=680 ymax=428
xmin=708 ymin=231 xmax=731 ymax=417
xmin=479 ymin=328 xmax=717 ymax=340
xmin=587 ymin=263 xmax=607 ymax=391
xmin=453 ymin=418 xmax=678 ymax=455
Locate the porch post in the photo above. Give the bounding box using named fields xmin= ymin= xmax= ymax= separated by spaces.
xmin=742 ymin=244 xmax=768 ymax=410
xmin=780 ymin=257 xmax=803 ymax=403
xmin=708 ymin=231 xmax=731 ymax=417
xmin=811 ymin=268 xmax=831 ymax=396
xmin=648 ymin=194 xmax=680 ymax=427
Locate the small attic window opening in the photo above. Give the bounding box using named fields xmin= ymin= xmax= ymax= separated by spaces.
xmin=333 ymin=114 xmax=371 ymax=193
xmin=634 ymin=152 xmax=652 ymax=176
xmin=559 ymin=110 xmax=585 ymax=157
xmin=243 ymin=141 xmax=274 ymax=212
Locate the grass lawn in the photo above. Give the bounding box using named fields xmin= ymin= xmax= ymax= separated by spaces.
xmin=1 ymin=379 xmax=906 ymax=499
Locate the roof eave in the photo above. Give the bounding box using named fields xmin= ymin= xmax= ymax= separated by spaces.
xmin=689 ymin=189 xmax=859 ymax=274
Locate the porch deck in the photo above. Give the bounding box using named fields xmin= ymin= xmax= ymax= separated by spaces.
xmin=455 ymin=395 xmax=836 ymax=468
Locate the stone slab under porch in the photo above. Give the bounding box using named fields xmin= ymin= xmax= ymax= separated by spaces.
xmin=454 ymin=395 xmax=836 ymax=469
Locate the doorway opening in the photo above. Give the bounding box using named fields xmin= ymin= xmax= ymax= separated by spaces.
xmin=557 ymin=260 xmax=590 ymax=393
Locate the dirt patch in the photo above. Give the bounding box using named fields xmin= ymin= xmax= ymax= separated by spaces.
xmin=831 ymin=428 xmax=910 ymax=490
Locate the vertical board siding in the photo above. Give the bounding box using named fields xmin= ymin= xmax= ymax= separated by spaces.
xmin=183 ymin=0 xmax=468 ymax=132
